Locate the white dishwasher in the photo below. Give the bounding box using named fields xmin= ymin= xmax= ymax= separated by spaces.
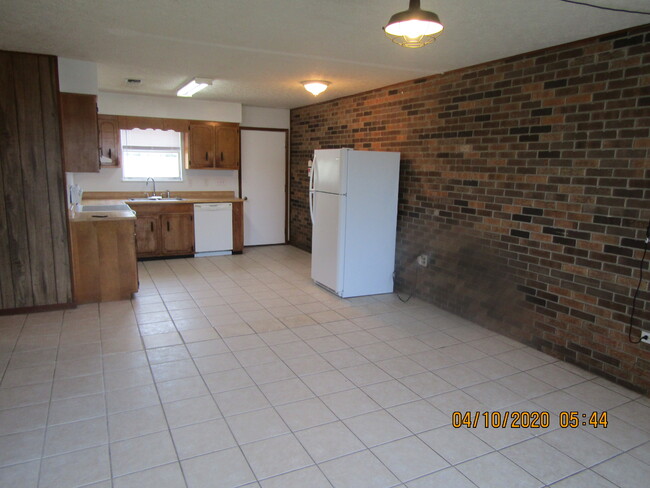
xmin=194 ymin=203 xmax=233 ymax=255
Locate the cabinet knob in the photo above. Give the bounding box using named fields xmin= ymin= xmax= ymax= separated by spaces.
xmin=205 ymin=152 xmax=208 ymax=161
xmin=150 ymin=222 xmax=153 ymax=232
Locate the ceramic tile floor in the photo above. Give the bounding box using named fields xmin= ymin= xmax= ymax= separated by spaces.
xmin=0 ymin=245 xmax=649 ymax=488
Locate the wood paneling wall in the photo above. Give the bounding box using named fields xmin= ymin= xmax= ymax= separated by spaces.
xmin=0 ymin=50 xmax=72 ymax=310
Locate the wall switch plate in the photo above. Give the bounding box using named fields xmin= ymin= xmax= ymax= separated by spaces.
xmin=417 ymin=254 xmax=428 ymax=267
xmin=641 ymin=330 xmax=650 ymax=345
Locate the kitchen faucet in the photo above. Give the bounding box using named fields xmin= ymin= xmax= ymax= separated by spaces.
xmin=146 ymin=177 xmax=157 ymax=197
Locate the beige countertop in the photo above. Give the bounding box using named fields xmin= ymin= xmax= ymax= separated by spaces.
xmin=83 ymin=191 xmax=244 ymax=203
xmin=126 ymin=198 xmax=244 ymax=204
xmin=68 ymin=191 xmax=244 ymax=222
xmin=69 ymin=209 xmax=137 ymax=222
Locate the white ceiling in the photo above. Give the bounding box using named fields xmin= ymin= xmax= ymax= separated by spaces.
xmin=0 ymin=1 xmax=648 ymax=109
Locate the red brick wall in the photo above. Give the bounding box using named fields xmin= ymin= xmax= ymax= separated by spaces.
xmin=290 ymin=26 xmax=650 ymax=393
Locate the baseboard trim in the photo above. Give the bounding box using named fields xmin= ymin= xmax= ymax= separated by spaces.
xmin=0 ymin=302 xmax=76 ymax=316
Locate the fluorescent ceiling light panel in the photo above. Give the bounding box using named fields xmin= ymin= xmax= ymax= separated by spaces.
xmin=177 ymin=78 xmax=213 ymax=97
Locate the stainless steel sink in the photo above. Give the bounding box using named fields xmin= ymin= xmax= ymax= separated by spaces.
xmin=79 ymin=204 xmax=132 ymax=212
xmin=128 ymin=197 xmax=185 ymax=202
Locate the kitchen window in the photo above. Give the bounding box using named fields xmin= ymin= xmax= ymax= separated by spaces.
xmin=121 ymin=128 xmax=183 ymax=181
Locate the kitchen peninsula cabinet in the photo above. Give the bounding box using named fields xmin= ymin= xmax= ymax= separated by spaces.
xmin=70 ymin=219 xmax=138 ymax=304
xmin=132 ymin=203 xmax=195 ymax=258
xmin=60 ymin=92 xmax=100 ymax=172
xmin=98 ymin=114 xmax=120 ymax=167
xmin=188 ymin=122 xmax=240 ymax=170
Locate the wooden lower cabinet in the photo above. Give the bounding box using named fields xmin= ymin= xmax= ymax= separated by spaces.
xmin=162 ymin=214 xmax=195 ymax=254
xmin=134 ymin=215 xmax=160 ymax=255
xmin=132 ymin=201 xmax=243 ymax=259
xmin=132 ymin=203 xmax=195 ymax=258
xmin=70 ymin=219 xmax=138 ymax=304
xmin=232 ymin=201 xmax=243 ymax=254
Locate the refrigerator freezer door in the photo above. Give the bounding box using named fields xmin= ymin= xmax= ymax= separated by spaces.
xmin=313 ymin=149 xmax=347 ymax=195
xmin=311 ymin=191 xmax=346 ymax=295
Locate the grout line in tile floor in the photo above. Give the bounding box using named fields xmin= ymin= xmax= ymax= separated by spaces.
xmin=0 ymin=245 xmax=648 ymax=487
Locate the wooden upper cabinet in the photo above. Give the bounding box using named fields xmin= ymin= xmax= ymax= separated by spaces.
xmin=187 ymin=122 xmax=240 ymax=170
xmin=59 ymin=92 xmax=99 ymax=172
xmin=188 ymin=123 xmax=215 ymax=169
xmin=215 ymin=124 xmax=240 ymax=169
xmin=98 ymin=115 xmax=120 ymax=167
xmin=163 ymin=118 xmax=189 ymax=133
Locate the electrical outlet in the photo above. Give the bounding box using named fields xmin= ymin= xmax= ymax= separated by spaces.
xmin=417 ymin=254 xmax=428 ymax=267
xmin=641 ymin=330 xmax=650 ymax=344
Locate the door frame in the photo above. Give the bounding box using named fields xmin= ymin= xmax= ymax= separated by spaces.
xmin=239 ymin=127 xmax=290 ymax=244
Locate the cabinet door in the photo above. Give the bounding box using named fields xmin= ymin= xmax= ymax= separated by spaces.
xmin=162 ymin=214 xmax=194 ymax=254
xmin=188 ymin=124 xmax=214 ymax=169
xmin=60 ymin=93 xmax=99 ymax=172
xmin=232 ymin=201 xmax=244 ymax=253
xmin=215 ymin=125 xmax=240 ymax=169
xmin=98 ymin=115 xmax=120 ymax=167
xmin=135 ymin=216 xmax=160 ymax=256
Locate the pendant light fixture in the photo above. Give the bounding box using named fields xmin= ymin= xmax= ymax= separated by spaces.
xmin=384 ymin=0 xmax=444 ymax=48
xmin=301 ymin=80 xmax=330 ymax=96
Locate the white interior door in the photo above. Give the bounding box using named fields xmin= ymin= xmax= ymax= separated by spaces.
xmin=241 ymin=129 xmax=287 ymax=246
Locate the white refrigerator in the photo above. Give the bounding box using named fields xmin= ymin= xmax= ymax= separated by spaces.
xmin=309 ymin=148 xmax=401 ymax=298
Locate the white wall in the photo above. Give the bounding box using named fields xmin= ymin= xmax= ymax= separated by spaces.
xmin=72 ymin=167 xmax=238 ymax=194
xmin=75 ymin=102 xmax=290 ymax=194
xmin=58 ymin=57 xmax=289 ymax=197
xmin=74 ymin=91 xmax=243 ymax=193
xmin=99 ymin=92 xmax=242 ymax=123
xmin=58 ymin=58 xmax=98 ymax=95
xmin=242 ymin=106 xmax=290 ymax=129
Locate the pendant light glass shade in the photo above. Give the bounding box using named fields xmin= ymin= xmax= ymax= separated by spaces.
xmin=301 ymin=80 xmax=330 ymax=96
xmin=384 ymin=0 xmax=443 ymax=48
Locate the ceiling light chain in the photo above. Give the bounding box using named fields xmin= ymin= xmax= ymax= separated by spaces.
xmin=384 ymin=0 xmax=444 ymax=48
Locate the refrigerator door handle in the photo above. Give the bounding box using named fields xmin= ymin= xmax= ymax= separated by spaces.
xmin=309 ymin=155 xmax=317 ymax=192
xmin=309 ymin=155 xmax=317 ymax=223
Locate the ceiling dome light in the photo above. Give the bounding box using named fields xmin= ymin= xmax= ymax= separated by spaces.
xmin=384 ymin=0 xmax=443 ymax=48
xmin=301 ymin=80 xmax=330 ymax=96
